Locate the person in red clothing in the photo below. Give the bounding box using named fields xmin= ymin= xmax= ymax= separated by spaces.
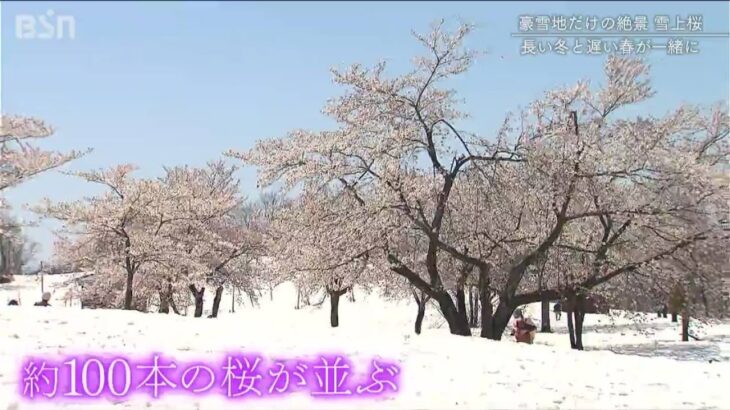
xmin=511 ymin=308 xmax=537 ymax=344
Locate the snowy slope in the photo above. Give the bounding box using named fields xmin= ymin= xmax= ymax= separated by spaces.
xmin=0 ymin=274 xmax=85 ymax=309
xmin=1 ymin=277 xmax=729 ymax=410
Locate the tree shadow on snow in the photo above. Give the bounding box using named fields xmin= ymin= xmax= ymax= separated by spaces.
xmin=551 ymin=320 xmax=676 ymax=335
xmin=603 ymin=342 xmax=725 ymax=362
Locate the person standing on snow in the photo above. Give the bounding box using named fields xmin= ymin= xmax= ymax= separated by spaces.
xmin=511 ymin=308 xmax=537 ymax=344
xmin=554 ymin=302 xmax=562 ymax=320
xmin=34 ymin=292 xmax=51 ymax=307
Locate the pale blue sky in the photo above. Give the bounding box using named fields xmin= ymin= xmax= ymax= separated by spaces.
xmin=1 ymin=1 xmax=728 ymax=263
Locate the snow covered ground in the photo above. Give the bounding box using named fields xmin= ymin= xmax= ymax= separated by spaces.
xmin=1 ymin=274 xmax=729 ymax=410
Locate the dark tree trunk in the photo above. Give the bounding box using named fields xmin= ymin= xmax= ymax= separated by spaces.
xmin=476 ymin=266 xmax=516 ymax=340
xmin=478 ymin=268 xmax=495 ymax=339
xmin=231 ymin=287 xmax=235 ymax=313
xmin=567 ymin=309 xmax=577 ymax=349
xmin=468 ymin=286 xmax=480 ymax=327
xmin=671 ymin=312 xmax=678 ymax=322
xmin=348 ymin=287 xmax=355 ymax=302
xmin=566 ymin=293 xmax=585 ymax=350
xmin=123 ymin=269 xmax=134 ymax=310
xmin=330 ymin=292 xmax=339 ymax=327
xmin=209 ymin=286 xmax=224 ymax=318
xmin=159 ymin=290 xmax=170 ymax=313
xmin=483 ymin=298 xmax=515 ymax=341
xmin=541 ymin=298 xmax=552 ymax=332
xmin=564 ymin=293 xmax=586 ymax=350
xmin=412 ymin=288 xmax=430 ymax=335
xmin=415 ymin=303 xmax=426 ymax=334
xmin=474 ymin=288 xmax=481 ymax=327
xmin=188 ymin=285 xmax=205 ymax=318
xmin=435 ymin=292 xmax=471 ymax=336
xmin=494 ymin=302 xmax=513 ymax=339
xmin=296 ymin=286 xmax=301 ymax=310
xmin=473 ymin=289 xmax=478 ymax=319
xmin=170 ymin=298 xmax=180 ymax=315
xmin=328 ymin=288 xmax=347 ymax=328
xmin=455 ymin=286 xmax=469 ymax=328
xmin=467 ymin=287 xmax=474 ymax=327
xmin=472 ymin=287 xmax=481 ymax=327
xmin=415 ymin=299 xmax=427 ymax=335
xmin=478 ymin=296 xmax=493 ymax=339
xmin=574 ymin=310 xmax=585 ymax=350
xmin=159 ymin=282 xmax=174 ymax=314
xmin=681 ymin=310 xmax=690 ymax=342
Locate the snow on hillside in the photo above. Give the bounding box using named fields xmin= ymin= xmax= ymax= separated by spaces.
xmin=0 ymin=274 xmax=85 ymax=309
xmin=1 ymin=276 xmax=729 ymax=410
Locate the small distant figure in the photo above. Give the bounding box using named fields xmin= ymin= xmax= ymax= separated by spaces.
xmin=554 ymin=302 xmax=562 ymax=320
xmin=511 ymin=308 xmax=537 ymax=344
xmin=8 ymin=299 xmax=19 ymax=306
xmin=34 ymin=292 xmax=51 ymax=307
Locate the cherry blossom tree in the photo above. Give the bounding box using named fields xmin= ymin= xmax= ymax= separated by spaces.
xmin=260 ymin=190 xmax=372 ymax=327
xmin=374 ymin=232 xmax=435 ymax=334
xmin=35 ymin=165 xmax=173 ymax=310
xmin=488 ymin=70 xmax=730 ymax=348
xmin=230 ymin=21 xmax=515 ymax=336
xmin=0 ymin=115 xmax=86 ymax=274
xmin=38 ymin=161 xmax=264 ymax=315
xmin=195 ymin=212 xmax=265 ymax=318
xmin=245 ymin=190 xmax=288 ymax=302
xmin=230 ymin=20 xmax=728 ymax=344
xmin=649 ymin=230 xmax=728 ymax=341
xmin=1 ymin=115 xmax=85 ymax=196
xmin=150 ymin=161 xmax=250 ymax=317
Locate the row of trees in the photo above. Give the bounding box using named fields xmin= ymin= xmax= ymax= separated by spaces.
xmin=230 ymin=21 xmax=729 ymax=348
xmin=2 ymin=21 xmax=727 ymax=350
xmin=33 ymin=162 xmax=273 ymax=316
